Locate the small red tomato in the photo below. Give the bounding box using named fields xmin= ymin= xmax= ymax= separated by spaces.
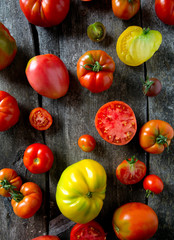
xmin=29 ymin=107 xmax=53 ymax=131
xmin=116 ymin=156 xmax=146 ymax=185
xmin=32 ymin=236 xmax=60 ymax=240
xmin=78 ymin=134 xmax=96 ymax=152
xmin=23 ymin=143 xmax=54 ymax=174
xmin=155 ymin=0 xmax=174 ymax=25
xmin=143 ymin=174 xmax=164 ymax=198
xmin=143 ymin=77 xmax=162 ymax=97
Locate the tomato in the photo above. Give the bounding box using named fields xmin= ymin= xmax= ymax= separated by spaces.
xmin=116 ymin=26 xmax=162 ymax=66
xmin=23 ymin=143 xmax=54 ymax=174
xmin=143 ymin=77 xmax=162 ymax=97
xmin=77 ymin=50 xmax=115 ymax=93
xmin=139 ymin=120 xmax=173 ymax=154
xmin=32 ymin=236 xmax=60 ymax=240
xmin=70 ymin=221 xmax=106 ymax=240
xmin=143 ymin=174 xmax=164 ymax=198
xmin=56 ymin=159 xmax=107 ymax=223
xmin=0 ymin=90 xmax=20 ymax=131
xmin=0 ymin=22 xmax=17 ymax=70
xmin=112 ymin=0 xmax=140 ymax=20
xmin=11 ymin=182 xmax=42 ymax=218
xmin=0 ymin=168 xmax=22 ymax=197
xmin=87 ymin=22 xmax=106 ymax=42
xmin=155 ymin=0 xmax=174 ymax=25
xmin=112 ymin=202 xmax=158 ymax=240
xmin=26 ymin=54 xmax=69 ymax=99
xmin=116 ymin=155 xmax=146 ymax=185
xmin=78 ymin=134 xmax=96 ymax=152
xmin=29 ymin=107 xmax=53 ymax=131
xmin=95 ymin=101 xmax=137 ymax=145
xmin=19 ymin=0 xmax=70 ymax=27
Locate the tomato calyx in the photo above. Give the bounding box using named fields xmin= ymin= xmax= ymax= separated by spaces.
xmin=114 ymin=224 xmax=120 ymax=233
xmin=156 ymin=135 xmax=169 ymax=150
xmin=143 ymin=77 xmax=154 ymax=95
xmin=143 ymin=27 xmax=150 ymax=34
xmin=81 ymin=61 xmax=103 ymax=72
xmin=145 ymin=189 xmax=154 ymax=198
xmin=126 ymin=155 xmax=138 ymax=165
xmin=34 ymin=158 xmax=40 ymax=164
xmin=86 ymin=191 xmax=93 ymax=198
xmin=0 ymin=179 xmax=17 ymax=191
xmin=87 ymin=22 xmax=106 ymax=42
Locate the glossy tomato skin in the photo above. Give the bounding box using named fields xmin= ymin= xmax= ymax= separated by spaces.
xmin=95 ymin=101 xmax=137 ymax=145
xmin=112 ymin=202 xmax=158 ymax=240
xmin=143 ymin=174 xmax=164 ymax=195
xmin=70 ymin=221 xmax=106 ymax=240
xmin=78 ymin=134 xmax=96 ymax=152
xmin=139 ymin=120 xmax=173 ymax=154
xmin=19 ymin=0 xmax=70 ymax=27
xmin=26 ymin=54 xmax=69 ymax=99
xmin=155 ymin=0 xmax=174 ymax=25
xmin=143 ymin=77 xmax=162 ymax=97
xmin=23 ymin=143 xmax=54 ymax=174
xmin=77 ymin=50 xmax=115 ymax=93
xmin=112 ymin=0 xmax=140 ymax=20
xmin=0 ymin=91 xmax=20 ymax=131
xmin=32 ymin=236 xmax=60 ymax=240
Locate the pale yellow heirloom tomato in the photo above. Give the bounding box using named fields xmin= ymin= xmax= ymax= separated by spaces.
xmin=116 ymin=26 xmax=162 ymax=66
xmin=56 ymin=159 xmax=107 ymax=224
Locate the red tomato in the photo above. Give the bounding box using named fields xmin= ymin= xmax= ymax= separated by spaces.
xmin=70 ymin=221 xmax=106 ymax=240
xmin=143 ymin=174 xmax=164 ymax=197
xmin=112 ymin=0 xmax=140 ymax=20
xmin=155 ymin=0 xmax=174 ymax=25
xmin=11 ymin=182 xmax=42 ymax=218
xmin=0 ymin=90 xmax=20 ymax=131
xmin=78 ymin=134 xmax=96 ymax=152
xmin=26 ymin=54 xmax=69 ymax=99
xmin=0 ymin=168 xmax=22 ymax=197
xmin=23 ymin=143 xmax=54 ymax=174
xmin=77 ymin=50 xmax=115 ymax=93
xmin=143 ymin=77 xmax=162 ymax=97
xmin=29 ymin=107 xmax=53 ymax=131
xmin=32 ymin=236 xmax=60 ymax=240
xmin=116 ymin=156 xmax=146 ymax=184
xmin=112 ymin=202 xmax=158 ymax=240
xmin=19 ymin=0 xmax=70 ymax=27
xmin=139 ymin=120 xmax=173 ymax=154
xmin=95 ymin=101 xmax=137 ymax=145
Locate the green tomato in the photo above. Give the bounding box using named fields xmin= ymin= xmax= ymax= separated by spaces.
xmin=87 ymin=22 xmax=106 ymax=42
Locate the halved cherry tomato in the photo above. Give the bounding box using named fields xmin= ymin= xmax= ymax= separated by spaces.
xmin=155 ymin=0 xmax=174 ymax=25
xmin=78 ymin=134 xmax=96 ymax=152
xmin=32 ymin=236 xmax=60 ymax=240
xmin=29 ymin=107 xmax=53 ymax=131
xmin=116 ymin=156 xmax=146 ymax=184
xmin=143 ymin=77 xmax=162 ymax=97
xmin=143 ymin=174 xmax=164 ymax=198
xmin=95 ymin=101 xmax=137 ymax=145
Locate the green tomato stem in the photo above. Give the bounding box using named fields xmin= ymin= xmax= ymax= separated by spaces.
xmin=156 ymin=135 xmax=169 ymax=151
xmin=81 ymin=61 xmax=103 ymax=72
xmin=143 ymin=27 xmax=150 ymax=34
xmin=143 ymin=77 xmax=154 ymax=94
xmin=86 ymin=192 xmax=92 ymax=198
xmin=87 ymin=22 xmax=106 ymax=42
xmin=145 ymin=189 xmax=154 ymax=198
xmin=0 ymin=179 xmax=16 ymax=191
xmin=126 ymin=155 xmax=138 ymax=165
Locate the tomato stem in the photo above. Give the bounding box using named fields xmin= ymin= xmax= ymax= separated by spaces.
xmin=143 ymin=27 xmax=150 ymax=34
xmin=145 ymin=189 xmax=154 ymax=198
xmin=87 ymin=22 xmax=106 ymax=42
xmin=86 ymin=192 xmax=92 ymax=198
xmin=156 ymin=135 xmax=169 ymax=151
xmin=81 ymin=61 xmax=103 ymax=72
xmin=126 ymin=155 xmax=138 ymax=165
xmin=143 ymin=77 xmax=154 ymax=95
xmin=0 ymin=179 xmax=17 ymax=191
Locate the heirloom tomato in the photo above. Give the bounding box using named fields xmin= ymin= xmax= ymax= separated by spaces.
xmin=139 ymin=120 xmax=173 ymax=154
xmin=26 ymin=54 xmax=69 ymax=99
xmin=95 ymin=101 xmax=137 ymax=145
xmin=0 ymin=22 xmax=17 ymax=70
xmin=56 ymin=159 xmax=107 ymax=223
xmin=116 ymin=26 xmax=162 ymax=66
xmin=11 ymin=182 xmax=42 ymax=218
xmin=32 ymin=236 xmax=60 ymax=240
xmin=87 ymin=22 xmax=106 ymax=42
xmin=116 ymin=155 xmax=146 ymax=185
xmin=78 ymin=134 xmax=96 ymax=152
xmin=143 ymin=174 xmax=164 ymax=198
xmin=70 ymin=221 xmax=106 ymax=240
xmin=155 ymin=0 xmax=174 ymax=25
xmin=143 ymin=77 xmax=162 ymax=97
xmin=112 ymin=0 xmax=140 ymax=20
xmin=0 ymin=90 xmax=20 ymax=131
xmin=112 ymin=202 xmax=158 ymax=240
xmin=0 ymin=168 xmax=22 ymax=197
xmin=23 ymin=143 xmax=54 ymax=174
xmin=19 ymin=0 xmax=70 ymax=27
xmin=77 ymin=50 xmax=115 ymax=93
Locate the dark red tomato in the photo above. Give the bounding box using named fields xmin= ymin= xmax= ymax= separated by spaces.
xmin=143 ymin=77 xmax=162 ymax=97
xmin=29 ymin=107 xmax=53 ymax=131
xmin=26 ymin=54 xmax=69 ymax=99
xmin=0 ymin=90 xmax=20 ymax=131
xmin=95 ymin=101 xmax=137 ymax=145
xmin=19 ymin=0 xmax=70 ymax=27
xmin=116 ymin=156 xmax=146 ymax=184
xmin=112 ymin=0 xmax=140 ymax=20
xmin=155 ymin=0 xmax=174 ymax=25
xmin=32 ymin=236 xmax=60 ymax=240
xmin=143 ymin=174 xmax=164 ymax=198
xmin=78 ymin=134 xmax=96 ymax=152
xmin=70 ymin=221 xmax=106 ymax=240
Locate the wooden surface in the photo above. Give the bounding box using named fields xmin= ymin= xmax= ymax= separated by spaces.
xmin=0 ymin=0 xmax=173 ymax=239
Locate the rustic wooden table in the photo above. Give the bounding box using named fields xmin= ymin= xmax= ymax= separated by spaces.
xmin=0 ymin=0 xmax=173 ymax=239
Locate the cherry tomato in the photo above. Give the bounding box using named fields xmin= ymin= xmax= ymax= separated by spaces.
xmin=155 ymin=0 xmax=174 ymax=25
xmin=78 ymin=134 xmax=96 ymax=152
xmin=32 ymin=236 xmax=60 ymax=240
xmin=0 ymin=90 xmax=20 ymax=131
xmin=19 ymin=0 xmax=70 ymax=27
xmin=26 ymin=54 xmax=69 ymax=99
xmin=112 ymin=0 xmax=140 ymax=20
xmin=143 ymin=174 xmax=164 ymax=198
xmin=112 ymin=202 xmax=158 ymax=240
xmin=143 ymin=77 xmax=162 ymax=97
xmin=23 ymin=143 xmax=54 ymax=174
xmin=95 ymin=101 xmax=137 ymax=145
xmin=29 ymin=107 xmax=53 ymax=131
xmin=116 ymin=155 xmax=146 ymax=185
xmin=139 ymin=120 xmax=173 ymax=154
xmin=87 ymin=22 xmax=106 ymax=42
xmin=70 ymin=221 xmax=106 ymax=240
